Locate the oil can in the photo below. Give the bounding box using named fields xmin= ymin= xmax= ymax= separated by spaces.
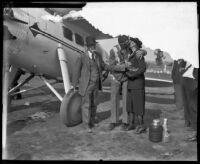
xmin=149 ymin=119 xmax=163 ymax=142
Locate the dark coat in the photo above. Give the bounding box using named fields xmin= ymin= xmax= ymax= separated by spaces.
xmin=171 ymin=60 xmax=185 ymax=84
xmin=126 ymin=50 xmax=146 ymax=90
xmin=73 ymin=50 xmax=107 ymax=96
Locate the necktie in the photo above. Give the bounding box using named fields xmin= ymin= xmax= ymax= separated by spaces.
xmin=92 ymin=53 xmax=95 ymax=61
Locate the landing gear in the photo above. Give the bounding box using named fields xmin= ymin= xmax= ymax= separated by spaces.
xmin=40 ymin=76 xmax=82 ymax=127
xmin=60 ymin=89 xmax=82 ymax=127
xmin=8 ymin=67 xmax=25 ymax=102
xmin=57 ymin=44 xmax=82 ymax=127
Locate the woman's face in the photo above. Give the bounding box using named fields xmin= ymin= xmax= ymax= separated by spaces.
xmin=129 ymin=41 xmax=137 ymax=52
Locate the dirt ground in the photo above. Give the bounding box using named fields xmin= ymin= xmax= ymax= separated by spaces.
xmin=4 ymin=76 xmax=197 ymax=161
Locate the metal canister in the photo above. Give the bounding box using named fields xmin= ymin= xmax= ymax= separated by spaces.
xmin=149 ymin=119 xmax=163 ymax=142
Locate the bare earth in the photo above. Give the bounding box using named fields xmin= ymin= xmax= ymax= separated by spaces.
xmin=4 ymin=76 xmax=197 ymax=161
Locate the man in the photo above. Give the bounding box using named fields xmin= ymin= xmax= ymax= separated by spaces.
xmin=108 ymin=35 xmax=147 ymax=131
xmin=154 ymin=49 xmax=165 ymax=67
xmin=73 ymin=36 xmax=109 ymax=132
xmin=179 ymin=60 xmax=198 ymax=142
xmin=171 ymin=59 xmax=184 ymax=110
xmin=107 ymin=35 xmax=130 ymax=131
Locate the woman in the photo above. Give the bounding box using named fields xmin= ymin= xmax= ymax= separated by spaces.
xmin=125 ymin=37 xmax=147 ymax=134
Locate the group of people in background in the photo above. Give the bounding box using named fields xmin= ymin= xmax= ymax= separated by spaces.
xmin=171 ymin=58 xmax=198 ymax=142
xmin=73 ymin=35 xmax=147 ymax=134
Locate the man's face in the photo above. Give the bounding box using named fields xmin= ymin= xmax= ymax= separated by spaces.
xmin=178 ymin=59 xmax=186 ymax=68
xmin=119 ymin=42 xmax=130 ymax=50
xmin=119 ymin=43 xmax=126 ymax=50
xmin=88 ymin=45 xmax=96 ymax=52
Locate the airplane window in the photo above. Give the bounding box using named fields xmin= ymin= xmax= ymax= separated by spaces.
xmin=62 ymin=26 xmax=73 ymax=41
xmin=75 ymin=33 xmax=84 ymax=46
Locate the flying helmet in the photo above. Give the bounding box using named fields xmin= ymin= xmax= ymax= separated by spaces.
xmin=118 ymin=35 xmax=130 ymax=49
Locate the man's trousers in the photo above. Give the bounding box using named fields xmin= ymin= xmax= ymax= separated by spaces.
xmin=181 ymin=77 xmax=197 ymax=130
xmin=81 ymin=81 xmax=98 ymax=125
xmin=110 ymin=78 xmax=128 ymax=124
xmin=173 ymin=83 xmax=184 ymax=110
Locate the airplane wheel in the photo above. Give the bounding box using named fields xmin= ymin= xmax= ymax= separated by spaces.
xmin=60 ymin=89 xmax=82 ymax=127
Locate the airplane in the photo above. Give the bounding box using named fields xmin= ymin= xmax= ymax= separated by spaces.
xmin=3 ymin=7 xmax=113 ymax=128
xmin=3 ymin=7 xmax=174 ymax=129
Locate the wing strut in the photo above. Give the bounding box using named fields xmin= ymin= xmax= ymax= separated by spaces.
xmin=57 ymin=44 xmax=72 ymax=94
xmin=40 ymin=76 xmax=63 ymax=101
xmin=8 ymin=73 xmax=34 ymax=95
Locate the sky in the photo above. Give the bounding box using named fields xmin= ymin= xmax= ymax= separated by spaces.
xmin=78 ymin=2 xmax=198 ymax=67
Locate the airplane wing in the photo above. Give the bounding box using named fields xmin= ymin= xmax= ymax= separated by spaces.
xmin=46 ymin=7 xmax=112 ymax=39
xmin=45 ymin=8 xmax=83 ymax=16
xmin=63 ymin=17 xmax=113 ymax=40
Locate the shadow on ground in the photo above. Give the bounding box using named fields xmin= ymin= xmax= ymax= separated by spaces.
xmin=95 ymin=91 xmax=164 ymax=125
xmin=7 ymin=120 xmax=27 ymax=136
xmin=96 ymin=107 xmax=162 ymax=129
xmin=9 ymin=100 xmax=50 ymax=113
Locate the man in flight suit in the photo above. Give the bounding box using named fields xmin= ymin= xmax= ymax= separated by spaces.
xmin=108 ymin=35 xmax=131 ymax=130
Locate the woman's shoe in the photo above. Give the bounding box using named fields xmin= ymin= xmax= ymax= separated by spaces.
xmin=126 ymin=124 xmax=136 ymax=131
xmin=135 ymin=126 xmax=146 ymax=134
xmin=120 ymin=123 xmax=128 ymax=131
xmin=108 ymin=123 xmax=117 ymax=131
xmin=135 ymin=125 xmax=141 ymax=132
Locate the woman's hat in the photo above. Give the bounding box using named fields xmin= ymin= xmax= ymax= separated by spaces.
xmin=86 ymin=36 xmax=97 ymax=46
xmin=129 ymin=37 xmax=142 ymax=48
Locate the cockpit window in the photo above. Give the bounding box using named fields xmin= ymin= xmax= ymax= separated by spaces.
xmin=75 ymin=33 xmax=84 ymax=46
xmin=62 ymin=26 xmax=73 ymax=41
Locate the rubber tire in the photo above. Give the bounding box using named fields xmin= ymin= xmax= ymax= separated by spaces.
xmin=60 ymin=90 xmax=82 ymax=127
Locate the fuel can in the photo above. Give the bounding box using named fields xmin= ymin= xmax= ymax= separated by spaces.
xmin=149 ymin=119 xmax=163 ymax=143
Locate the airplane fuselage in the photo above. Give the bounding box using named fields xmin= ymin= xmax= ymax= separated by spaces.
xmin=3 ymin=8 xmax=95 ymax=80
